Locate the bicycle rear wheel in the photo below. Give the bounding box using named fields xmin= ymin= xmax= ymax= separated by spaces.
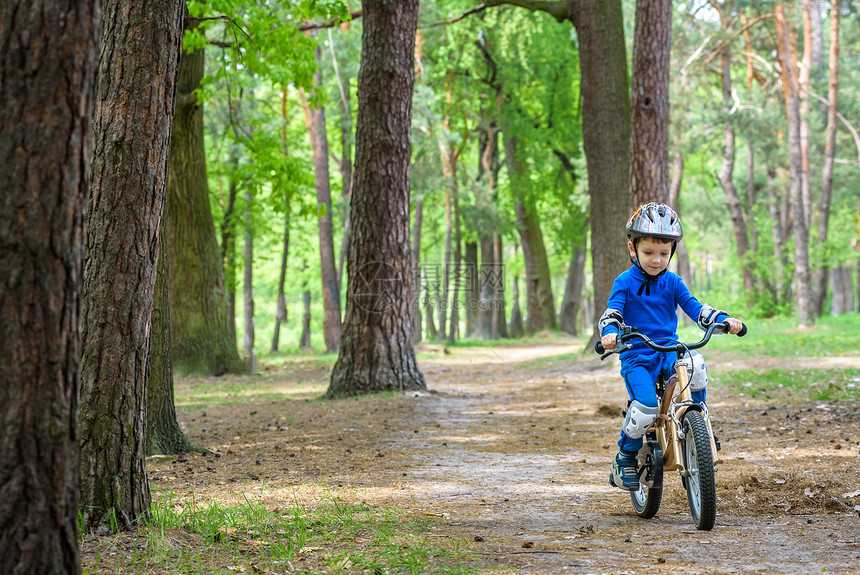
xmin=682 ymin=410 xmax=716 ymax=530
xmin=630 ymin=439 xmax=662 ymax=518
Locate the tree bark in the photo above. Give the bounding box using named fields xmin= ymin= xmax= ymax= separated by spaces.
xmin=464 ymin=241 xmax=479 ymax=336
xmin=167 ymin=40 xmax=244 ymax=375
xmin=572 ymin=1 xmax=632 ymax=336
xmin=243 ymin=191 xmax=255 ymax=373
xmin=509 ymin=275 xmax=525 ymax=338
xmin=799 ymin=0 xmax=814 ymax=232
xmin=766 ymin=165 xmax=786 ymax=300
xmin=629 ymin=0 xmax=672 ymax=207
xmin=813 ymin=0 xmax=840 ymax=316
xmin=775 ymin=4 xmax=814 ymax=326
xmin=411 ymin=199 xmax=423 ymax=344
xmin=448 ymin=188 xmax=463 ymax=344
xmin=272 ymin=198 xmax=290 ymax=352
xmin=221 ymin=174 xmax=239 ymax=346
xmin=147 ymin=210 xmax=199 ymax=456
xmin=79 ymin=0 xmax=184 ymax=533
xmin=300 ymin=286 xmax=312 ymax=349
xmin=299 ymin=42 xmax=342 ymax=353
xmin=0 ymin=1 xmax=99 ymax=570
xmin=327 ymin=0 xmax=425 ymax=397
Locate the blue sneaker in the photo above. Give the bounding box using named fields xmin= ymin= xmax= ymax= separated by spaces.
xmin=610 ymin=451 xmax=639 ymax=491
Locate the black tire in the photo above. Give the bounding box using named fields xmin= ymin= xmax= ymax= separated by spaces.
xmin=682 ymin=410 xmax=717 ymax=530
xmin=630 ymin=442 xmax=662 ymax=518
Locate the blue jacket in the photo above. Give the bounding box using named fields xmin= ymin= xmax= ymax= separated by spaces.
xmin=601 ymin=266 xmax=725 ymax=359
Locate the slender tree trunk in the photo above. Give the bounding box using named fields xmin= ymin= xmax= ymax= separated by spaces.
xmin=714 ymin=0 xmax=754 ymax=295
xmin=629 ymin=0 xmax=672 ymax=207
xmin=747 ymin=139 xmax=759 ymax=257
xmin=0 ymin=1 xmax=98 ymax=570
xmin=766 ymin=165 xmax=785 ymax=299
xmin=80 ymin=0 xmax=185 ymax=534
xmin=509 ymin=275 xmax=525 ymax=338
xmin=478 ymin=236 xmax=496 ymax=339
xmin=148 ymin=209 xmax=199 ymax=456
xmin=799 ymin=0 xmax=813 ymax=232
xmin=243 ymin=192 xmax=255 ymax=373
xmin=411 ymin=200 xmax=424 ymax=344
xmin=448 ymin=189 xmax=462 ymax=344
xmin=272 ymin=200 xmax=290 ymax=353
xmin=775 ymin=4 xmax=814 ymax=326
xmin=167 ymin=41 xmax=243 ymax=375
xmin=331 ymin=41 xmax=353 ymax=294
xmin=299 ymin=43 xmax=342 ymax=353
xmin=464 ymin=241 xmax=479 ymax=336
xmin=440 ymin=189 xmax=452 ymax=340
xmin=813 ymin=1 xmax=840 ymax=316
xmin=493 ymin=234 xmax=508 ymax=339
xmin=424 ymin=268 xmax=438 ymax=340
xmin=560 ymin=247 xmax=586 ymax=335
xmin=300 ymin=285 xmax=312 ymax=349
xmin=507 ymin=135 xmax=556 ymax=332
xmin=222 ymin=175 xmax=239 ymax=345
xmin=327 ymin=0 xmax=425 ymax=397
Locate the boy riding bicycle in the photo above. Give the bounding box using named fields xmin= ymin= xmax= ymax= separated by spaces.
xmin=599 ymin=203 xmax=743 ymax=491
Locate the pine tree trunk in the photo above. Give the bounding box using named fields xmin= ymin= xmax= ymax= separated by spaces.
xmin=448 ymin=191 xmax=462 ymax=344
xmin=300 ymin=286 xmax=312 ymax=349
xmin=464 ymin=241 xmax=479 ymax=336
xmin=222 ymin=176 xmax=239 ymax=346
xmin=299 ymin=43 xmax=342 ymax=353
xmin=272 ymin=201 xmax=290 ymax=353
xmin=775 ymin=4 xmax=815 ymax=326
xmin=629 ymin=0 xmax=672 ymax=207
xmin=79 ymin=0 xmax=185 ymax=533
xmin=148 ymin=211 xmax=200 ymax=456
xmin=813 ymin=1 xmax=840 ymax=316
xmin=167 ymin=41 xmax=244 ymax=375
xmin=0 ymin=1 xmax=98 ymax=570
xmin=327 ymin=0 xmax=425 ymax=397
xmin=799 ymin=0 xmax=814 ymax=232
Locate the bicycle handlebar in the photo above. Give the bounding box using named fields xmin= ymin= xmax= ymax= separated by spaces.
xmin=594 ymin=320 xmax=747 ymax=359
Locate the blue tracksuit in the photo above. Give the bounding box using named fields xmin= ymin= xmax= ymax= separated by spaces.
xmin=601 ymin=265 xmax=726 ymax=453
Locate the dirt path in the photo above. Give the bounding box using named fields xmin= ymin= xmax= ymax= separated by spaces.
xmin=150 ymin=342 xmax=860 ymax=574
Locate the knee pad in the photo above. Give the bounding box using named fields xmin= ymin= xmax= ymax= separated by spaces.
xmin=678 ymin=351 xmax=709 ymax=391
xmin=622 ymin=400 xmax=659 ymax=439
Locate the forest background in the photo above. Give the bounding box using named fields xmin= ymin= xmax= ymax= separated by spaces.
xmin=196 ymin=0 xmax=859 ymax=363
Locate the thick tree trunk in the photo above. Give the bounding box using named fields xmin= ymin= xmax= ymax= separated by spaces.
xmin=775 ymin=4 xmax=815 ymax=326
xmin=813 ymin=1 xmax=840 ymax=316
xmin=148 ymin=213 xmax=199 ymax=456
xmin=411 ymin=200 xmax=423 ymax=344
xmin=79 ymin=0 xmax=184 ymax=534
xmin=573 ymin=1 xmax=632 ymax=334
xmin=560 ymin=247 xmax=586 ymax=335
xmin=243 ymin=192 xmax=255 ymax=373
xmin=299 ymin=43 xmax=342 ymax=353
xmin=0 ymin=1 xmax=98 ymax=570
xmin=167 ymin=42 xmax=244 ymax=375
xmin=507 ymin=135 xmax=556 ymax=332
xmin=327 ymin=0 xmax=425 ymax=397
xmin=629 ymin=0 xmax=672 ymax=207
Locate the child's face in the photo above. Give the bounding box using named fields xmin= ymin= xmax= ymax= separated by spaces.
xmin=629 ymin=237 xmax=672 ymax=277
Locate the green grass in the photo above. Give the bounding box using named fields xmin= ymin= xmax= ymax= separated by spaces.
xmin=712 ymin=367 xmax=860 ymax=402
xmin=82 ymin=489 xmax=477 ymax=575
xmin=677 ymin=313 xmax=860 ymax=358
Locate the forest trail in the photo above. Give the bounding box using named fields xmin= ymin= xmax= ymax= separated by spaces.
xmin=146 ymin=341 xmax=860 ymax=574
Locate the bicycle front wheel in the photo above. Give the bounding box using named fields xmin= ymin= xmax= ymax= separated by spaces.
xmin=682 ymin=410 xmax=717 ymax=530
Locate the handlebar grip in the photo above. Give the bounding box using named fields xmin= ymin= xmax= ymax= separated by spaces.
xmin=737 ymin=323 xmax=748 ymax=337
xmin=594 ymin=340 xmax=605 ymax=354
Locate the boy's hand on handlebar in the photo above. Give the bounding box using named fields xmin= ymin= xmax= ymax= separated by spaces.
xmin=724 ymin=318 xmax=744 ymax=335
xmin=601 ymin=333 xmax=618 ymax=350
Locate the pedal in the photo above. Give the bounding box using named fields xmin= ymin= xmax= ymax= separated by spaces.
xmin=714 ymin=435 xmax=722 ymax=452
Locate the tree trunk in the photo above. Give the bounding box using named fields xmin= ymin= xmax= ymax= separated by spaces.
xmin=243 ymin=192 xmax=255 ymax=373
xmin=0 ymin=1 xmax=98 ymax=570
xmin=573 ymin=1 xmax=632 ymax=336
xmin=439 ymin=188 xmax=451 ymax=340
xmin=147 ymin=209 xmax=199 ymax=456
xmin=560 ymin=247 xmax=586 ymax=335
xmin=272 ymin=199 xmax=290 ymax=353
xmin=799 ymin=0 xmax=813 ymax=232
xmin=507 ymin=135 xmax=556 ymax=332
xmin=813 ymin=0 xmax=840 ymax=316
xmin=714 ymin=1 xmax=754 ymax=295
xmin=327 ymin=0 xmax=425 ymax=397
xmin=221 ymin=174 xmax=239 ymax=346
xmin=167 ymin=41 xmax=243 ymax=375
xmin=668 ymin=151 xmax=693 ymax=288
xmin=493 ymin=234 xmax=508 ymax=339
xmin=424 ymin=268 xmax=438 ymax=340
xmin=747 ymin=139 xmax=759 ymax=257
xmin=830 ymin=268 xmax=843 ymax=315
xmin=629 ymin=0 xmax=672 ymax=207
xmin=775 ymin=4 xmax=814 ymax=326
xmin=411 ymin=200 xmax=423 ymax=344
xmin=79 ymin=0 xmax=184 ymax=534
xmin=766 ymin=165 xmax=786 ymax=300
xmin=464 ymin=241 xmax=479 ymax=337
xmin=300 ymin=284 xmax=312 ymax=349
xmin=333 ymin=48 xmax=353 ymax=295
xmin=299 ymin=43 xmax=342 ymax=353
xmin=448 ymin=190 xmax=462 ymax=344
xmin=509 ymin=275 xmax=525 ymax=338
